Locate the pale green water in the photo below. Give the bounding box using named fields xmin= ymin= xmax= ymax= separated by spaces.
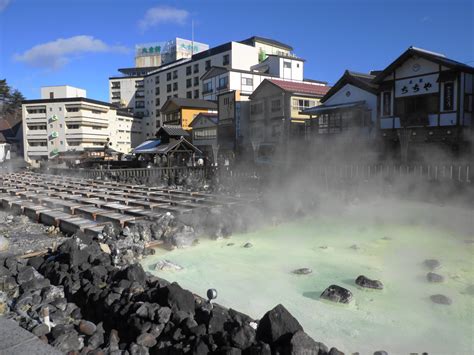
xmin=141 ymin=199 xmax=474 ymax=354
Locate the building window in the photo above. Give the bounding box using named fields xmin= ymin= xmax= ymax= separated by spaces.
xmin=223 ymin=97 xmax=230 ymax=105
xmin=250 ymin=102 xmax=263 ymax=114
xmin=186 ymin=78 xmax=192 ymax=88
xmin=173 ymin=70 xmax=178 ymax=79
xmin=205 ymin=60 xmax=211 ymax=70
xmin=218 ymin=76 xmax=228 ymax=90
xmin=443 ymin=82 xmax=454 ymax=111
xmin=111 ymin=81 xmax=120 ymax=89
xmin=382 ymin=91 xmax=392 ymax=116
xmin=223 ymin=54 xmax=230 ymax=66
xmin=167 ymin=72 xmax=171 ymax=81
xmin=49 ymin=92 xmax=54 ymax=99
xmin=173 ymin=82 xmax=178 ymax=91
xmin=283 ymin=61 xmax=291 ymax=69
xmin=271 ymin=99 xmax=281 ymax=112
xmin=156 ymin=98 xmax=160 ymax=107
xmin=187 ymin=91 xmax=192 ymax=99
xmin=242 ymin=77 xmax=253 ymax=86
xmin=135 ymin=101 xmax=145 ymax=109
xmin=155 ymin=87 xmax=160 ymax=95
xmin=186 ymin=66 xmax=192 ymax=75
xmin=155 ymin=76 xmax=160 ymax=84
xmin=194 ymin=90 xmax=199 ymax=99
xmin=203 ymin=82 xmax=213 ymax=94
xmin=167 ymin=84 xmax=172 ymax=93
xmin=194 ymin=63 xmax=199 ymax=73
xmin=194 ymin=76 xmax=199 ymax=86
xmin=194 ymin=127 xmax=217 ymax=140
xmin=292 ymin=99 xmax=315 ymax=111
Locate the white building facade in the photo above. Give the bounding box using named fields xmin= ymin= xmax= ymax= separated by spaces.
xmin=110 ymin=36 xmax=321 ymax=141
xmin=22 ymin=86 xmax=142 ymax=166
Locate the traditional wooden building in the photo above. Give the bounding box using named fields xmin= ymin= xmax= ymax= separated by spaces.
xmin=133 ymin=126 xmax=201 ymax=166
xmin=248 ymin=79 xmax=330 ymax=148
xmin=189 ymin=112 xmax=218 ymax=163
xmin=374 ymin=47 xmax=474 ymax=160
xmin=160 ymin=98 xmax=217 ymax=131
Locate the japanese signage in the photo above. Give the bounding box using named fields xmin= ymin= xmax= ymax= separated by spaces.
xmin=135 ymin=39 xmax=209 ymax=64
xmin=395 ymin=73 xmax=439 ymax=98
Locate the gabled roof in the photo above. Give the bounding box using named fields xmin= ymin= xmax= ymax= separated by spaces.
xmin=160 ymin=97 xmax=217 ymax=113
xmin=134 ymin=137 xmax=201 ymax=155
xmin=157 ymin=126 xmax=190 ymax=138
xmin=250 ymin=79 xmax=330 ymax=99
xmin=321 ymin=70 xmax=378 ymax=103
xmin=373 ymin=46 xmax=474 ymax=83
xmin=239 ymin=36 xmax=293 ymax=51
xmin=0 ymin=132 xmax=6 ymax=143
xmin=189 ymin=112 xmax=218 ymax=128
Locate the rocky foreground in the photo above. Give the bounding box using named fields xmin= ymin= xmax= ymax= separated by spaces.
xmin=0 ymin=228 xmax=348 ymax=355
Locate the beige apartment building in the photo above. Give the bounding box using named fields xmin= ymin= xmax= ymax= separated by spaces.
xmin=22 ymin=86 xmax=142 ymax=166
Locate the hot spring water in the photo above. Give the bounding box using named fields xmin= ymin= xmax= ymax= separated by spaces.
xmin=141 ymin=199 xmax=474 ymax=354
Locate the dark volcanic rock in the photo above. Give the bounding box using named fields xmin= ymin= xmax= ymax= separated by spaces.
xmin=246 ymin=342 xmax=271 ymax=355
xmin=329 ymin=347 xmax=344 ymax=355
xmin=355 ymin=275 xmax=383 ymax=290
xmin=321 ymin=285 xmax=353 ymax=304
xmin=424 ymin=259 xmax=441 ymax=270
xmin=430 ymin=294 xmax=452 ymax=305
xmin=374 ymin=351 xmax=389 ymax=355
xmin=292 ymin=268 xmax=312 ymax=275
xmin=31 ymin=323 xmax=50 ymax=337
xmin=122 ymin=264 xmax=147 ymax=285
xmin=158 ymin=282 xmax=195 ymax=314
xmin=287 ymin=330 xmax=327 ymax=355
xmin=256 ymin=304 xmax=303 ymax=345
xmin=231 ymin=324 xmax=256 ymax=349
xmin=243 ymin=242 xmax=253 ymax=248
xmin=16 ymin=266 xmax=37 ymax=284
xmin=426 ymin=272 xmax=444 ymax=283
xmin=52 ymin=330 xmax=83 ymax=352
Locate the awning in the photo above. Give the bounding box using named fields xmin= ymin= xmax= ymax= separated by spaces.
xmin=133 ymin=139 xmax=161 ymax=154
xmin=302 ymin=101 xmax=366 ymax=115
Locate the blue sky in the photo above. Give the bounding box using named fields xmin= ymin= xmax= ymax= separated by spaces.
xmin=0 ymin=0 xmax=472 ymax=101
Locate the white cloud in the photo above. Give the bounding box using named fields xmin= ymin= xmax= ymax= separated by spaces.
xmin=0 ymin=0 xmax=11 ymax=12
xmin=13 ymin=35 xmax=129 ymax=70
xmin=138 ymin=5 xmax=189 ymax=31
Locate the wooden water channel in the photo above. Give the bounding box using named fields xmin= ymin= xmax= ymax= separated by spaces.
xmin=0 ymin=172 xmax=247 ymax=237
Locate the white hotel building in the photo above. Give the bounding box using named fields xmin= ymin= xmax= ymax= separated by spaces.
xmin=109 ymin=36 xmax=327 ymax=140
xmin=22 ymin=86 xmax=142 ymax=165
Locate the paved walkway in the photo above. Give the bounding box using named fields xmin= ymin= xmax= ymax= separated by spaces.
xmin=0 ymin=317 xmax=62 ymax=355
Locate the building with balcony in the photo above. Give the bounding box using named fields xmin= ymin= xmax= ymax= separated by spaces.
xmin=302 ymin=47 xmax=474 ymax=161
xmin=189 ymin=112 xmax=218 ymax=163
xmin=160 ymin=97 xmax=217 ymax=131
xmin=22 ymin=86 xmax=142 ymax=166
xmin=110 ymin=35 xmax=326 ymax=142
xmin=248 ymin=79 xmax=330 ymax=151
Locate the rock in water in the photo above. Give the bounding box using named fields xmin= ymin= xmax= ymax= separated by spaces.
xmin=288 ymin=330 xmax=327 ymax=355
xmin=430 ymin=294 xmax=452 ymax=305
xmin=243 ymin=242 xmax=253 ymax=248
xmin=320 ymin=285 xmax=353 ymax=304
xmin=292 ymin=268 xmax=312 ymax=275
xmin=154 ymin=260 xmax=183 ymax=271
xmin=426 ymin=272 xmax=444 ymax=283
xmin=256 ymin=304 xmax=303 ymax=344
xmin=424 ymin=259 xmax=441 ymax=270
xmin=355 ymin=275 xmax=383 ymax=290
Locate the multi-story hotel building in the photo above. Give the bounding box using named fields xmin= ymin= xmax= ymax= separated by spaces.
xmin=22 ymin=86 xmax=142 ymax=166
xmin=109 ymin=36 xmax=327 ymax=141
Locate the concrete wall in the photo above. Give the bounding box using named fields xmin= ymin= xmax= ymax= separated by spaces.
xmin=41 ymin=86 xmax=86 ymax=99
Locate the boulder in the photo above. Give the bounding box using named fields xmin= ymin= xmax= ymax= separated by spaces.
xmin=243 ymin=243 xmax=253 ymax=248
xmin=320 ymin=285 xmax=353 ymax=304
xmin=426 ymin=272 xmax=444 ymax=283
xmin=374 ymin=351 xmax=389 ymax=355
xmin=32 ymin=323 xmax=50 ymax=337
xmin=423 ymin=259 xmax=441 ymax=270
xmin=122 ymin=264 xmax=147 ymax=285
xmin=355 ymin=275 xmax=383 ymax=290
xmin=287 ymin=330 xmax=326 ymax=355
xmin=292 ymin=268 xmax=312 ymax=275
xmin=158 ymin=282 xmax=195 ymax=314
xmin=329 ymin=347 xmax=344 ymax=355
xmin=136 ymin=332 xmax=157 ymax=348
xmin=256 ymin=304 xmax=303 ymax=345
xmin=0 ymin=236 xmax=9 ymax=252
xmin=154 ymin=260 xmax=183 ymax=272
xmin=430 ymin=294 xmax=452 ymax=305
xmin=231 ymin=324 xmax=256 ymax=349
xmin=78 ymin=320 xmax=97 ymax=336
xmin=52 ymin=330 xmax=83 ymax=352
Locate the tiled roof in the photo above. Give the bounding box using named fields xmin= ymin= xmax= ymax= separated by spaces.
xmin=158 ymin=126 xmax=190 ymax=137
xmin=269 ymin=79 xmax=331 ymax=96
